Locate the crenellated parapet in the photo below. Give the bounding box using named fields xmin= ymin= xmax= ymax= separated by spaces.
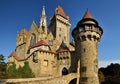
xmin=72 ymin=18 xmax=103 ymax=44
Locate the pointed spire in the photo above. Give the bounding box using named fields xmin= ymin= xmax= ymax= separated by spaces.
xmin=42 ymin=6 xmax=46 ymax=16
xmin=83 ymin=9 xmax=93 ymax=19
xmin=39 ymin=6 xmax=47 ymax=34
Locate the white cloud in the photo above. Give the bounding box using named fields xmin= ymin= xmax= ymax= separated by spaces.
xmin=99 ymin=60 xmax=120 ymax=68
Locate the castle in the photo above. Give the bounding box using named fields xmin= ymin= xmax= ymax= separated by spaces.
xmin=8 ymin=5 xmax=103 ymax=84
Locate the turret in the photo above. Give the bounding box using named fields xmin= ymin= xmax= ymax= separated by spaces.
xmin=72 ymin=10 xmax=103 ymax=84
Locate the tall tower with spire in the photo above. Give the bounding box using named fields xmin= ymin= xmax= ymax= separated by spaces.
xmin=39 ymin=6 xmax=47 ymax=35
xmin=72 ymin=10 xmax=103 ymax=84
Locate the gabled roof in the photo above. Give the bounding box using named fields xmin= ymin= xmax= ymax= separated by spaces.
xmin=83 ymin=9 xmax=93 ymax=19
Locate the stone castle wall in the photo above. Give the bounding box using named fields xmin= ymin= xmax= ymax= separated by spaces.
xmin=0 ymin=73 xmax=79 ymax=84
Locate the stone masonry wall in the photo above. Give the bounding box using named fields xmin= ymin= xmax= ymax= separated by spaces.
xmin=0 ymin=73 xmax=79 ymax=84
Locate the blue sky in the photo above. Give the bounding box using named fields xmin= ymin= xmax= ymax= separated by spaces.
xmin=0 ymin=0 xmax=120 ymax=67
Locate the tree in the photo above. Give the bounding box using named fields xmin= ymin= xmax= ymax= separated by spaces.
xmin=0 ymin=54 xmax=7 ymax=79
xmin=0 ymin=54 xmax=4 ymax=62
xmin=99 ymin=63 xmax=120 ymax=84
xmin=16 ymin=65 xmax=23 ymax=78
xmin=7 ymin=62 xmax=17 ymax=78
xmin=7 ymin=61 xmax=35 ymax=78
xmin=22 ymin=61 xmax=35 ymax=78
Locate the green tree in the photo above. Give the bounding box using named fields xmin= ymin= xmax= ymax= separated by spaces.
xmin=22 ymin=61 xmax=35 ymax=78
xmin=7 ymin=61 xmax=35 ymax=78
xmin=0 ymin=54 xmax=4 ymax=62
xmin=7 ymin=62 xmax=17 ymax=78
xmin=99 ymin=63 xmax=120 ymax=84
xmin=16 ymin=65 xmax=23 ymax=78
xmin=0 ymin=54 xmax=7 ymax=79
xmin=112 ymin=63 xmax=120 ymax=76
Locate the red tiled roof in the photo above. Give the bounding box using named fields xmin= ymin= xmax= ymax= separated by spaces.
xmin=26 ymin=48 xmax=55 ymax=59
xmin=20 ymin=28 xmax=28 ymax=35
xmin=9 ymin=52 xmax=26 ymax=61
xmin=36 ymin=40 xmax=48 ymax=46
xmin=9 ymin=52 xmax=16 ymax=57
xmin=38 ymin=48 xmax=54 ymax=54
xmin=9 ymin=52 xmax=20 ymax=61
xmin=57 ymin=48 xmax=69 ymax=53
xmin=50 ymin=5 xmax=68 ymax=20
xmin=83 ymin=10 xmax=92 ymax=19
xmin=57 ymin=5 xmax=68 ymax=19
xmin=29 ymin=40 xmax=49 ymax=49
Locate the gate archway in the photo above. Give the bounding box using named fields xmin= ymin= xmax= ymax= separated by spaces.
xmin=62 ymin=67 xmax=68 ymax=75
xmin=69 ymin=78 xmax=77 ymax=84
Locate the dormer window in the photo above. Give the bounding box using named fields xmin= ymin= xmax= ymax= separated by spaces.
xmin=48 ymin=40 xmax=53 ymax=46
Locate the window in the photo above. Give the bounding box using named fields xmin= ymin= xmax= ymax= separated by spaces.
xmin=33 ymin=52 xmax=38 ymax=63
xmin=42 ymin=26 xmax=45 ymax=32
xmin=59 ymin=28 xmax=61 ymax=31
xmin=93 ymin=36 xmax=96 ymax=41
xmin=87 ymin=35 xmax=91 ymax=40
xmin=48 ymin=40 xmax=53 ymax=46
xmin=81 ymin=35 xmax=86 ymax=41
xmin=62 ymin=67 xmax=68 ymax=75
xmin=30 ymin=33 xmax=36 ymax=46
xmin=43 ymin=60 xmax=48 ymax=66
xmin=84 ymin=48 xmax=86 ymax=52
xmin=64 ymin=36 xmax=66 ymax=41
xmin=81 ymin=66 xmax=87 ymax=72
xmin=59 ymin=34 xmax=61 ymax=37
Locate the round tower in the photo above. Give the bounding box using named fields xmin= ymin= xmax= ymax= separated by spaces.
xmin=72 ymin=10 xmax=103 ymax=84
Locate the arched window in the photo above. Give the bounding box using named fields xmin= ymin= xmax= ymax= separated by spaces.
xmin=62 ymin=67 xmax=68 ymax=75
xmin=42 ymin=25 xmax=45 ymax=32
xmin=30 ymin=33 xmax=36 ymax=46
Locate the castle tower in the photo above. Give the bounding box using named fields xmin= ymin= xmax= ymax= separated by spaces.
xmin=72 ymin=10 xmax=103 ymax=84
xmin=39 ymin=6 xmax=47 ymax=35
xmin=49 ymin=5 xmax=71 ymax=46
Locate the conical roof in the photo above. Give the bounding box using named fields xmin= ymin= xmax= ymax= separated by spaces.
xmin=83 ymin=10 xmax=92 ymax=19
xmin=79 ymin=9 xmax=99 ymax=25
